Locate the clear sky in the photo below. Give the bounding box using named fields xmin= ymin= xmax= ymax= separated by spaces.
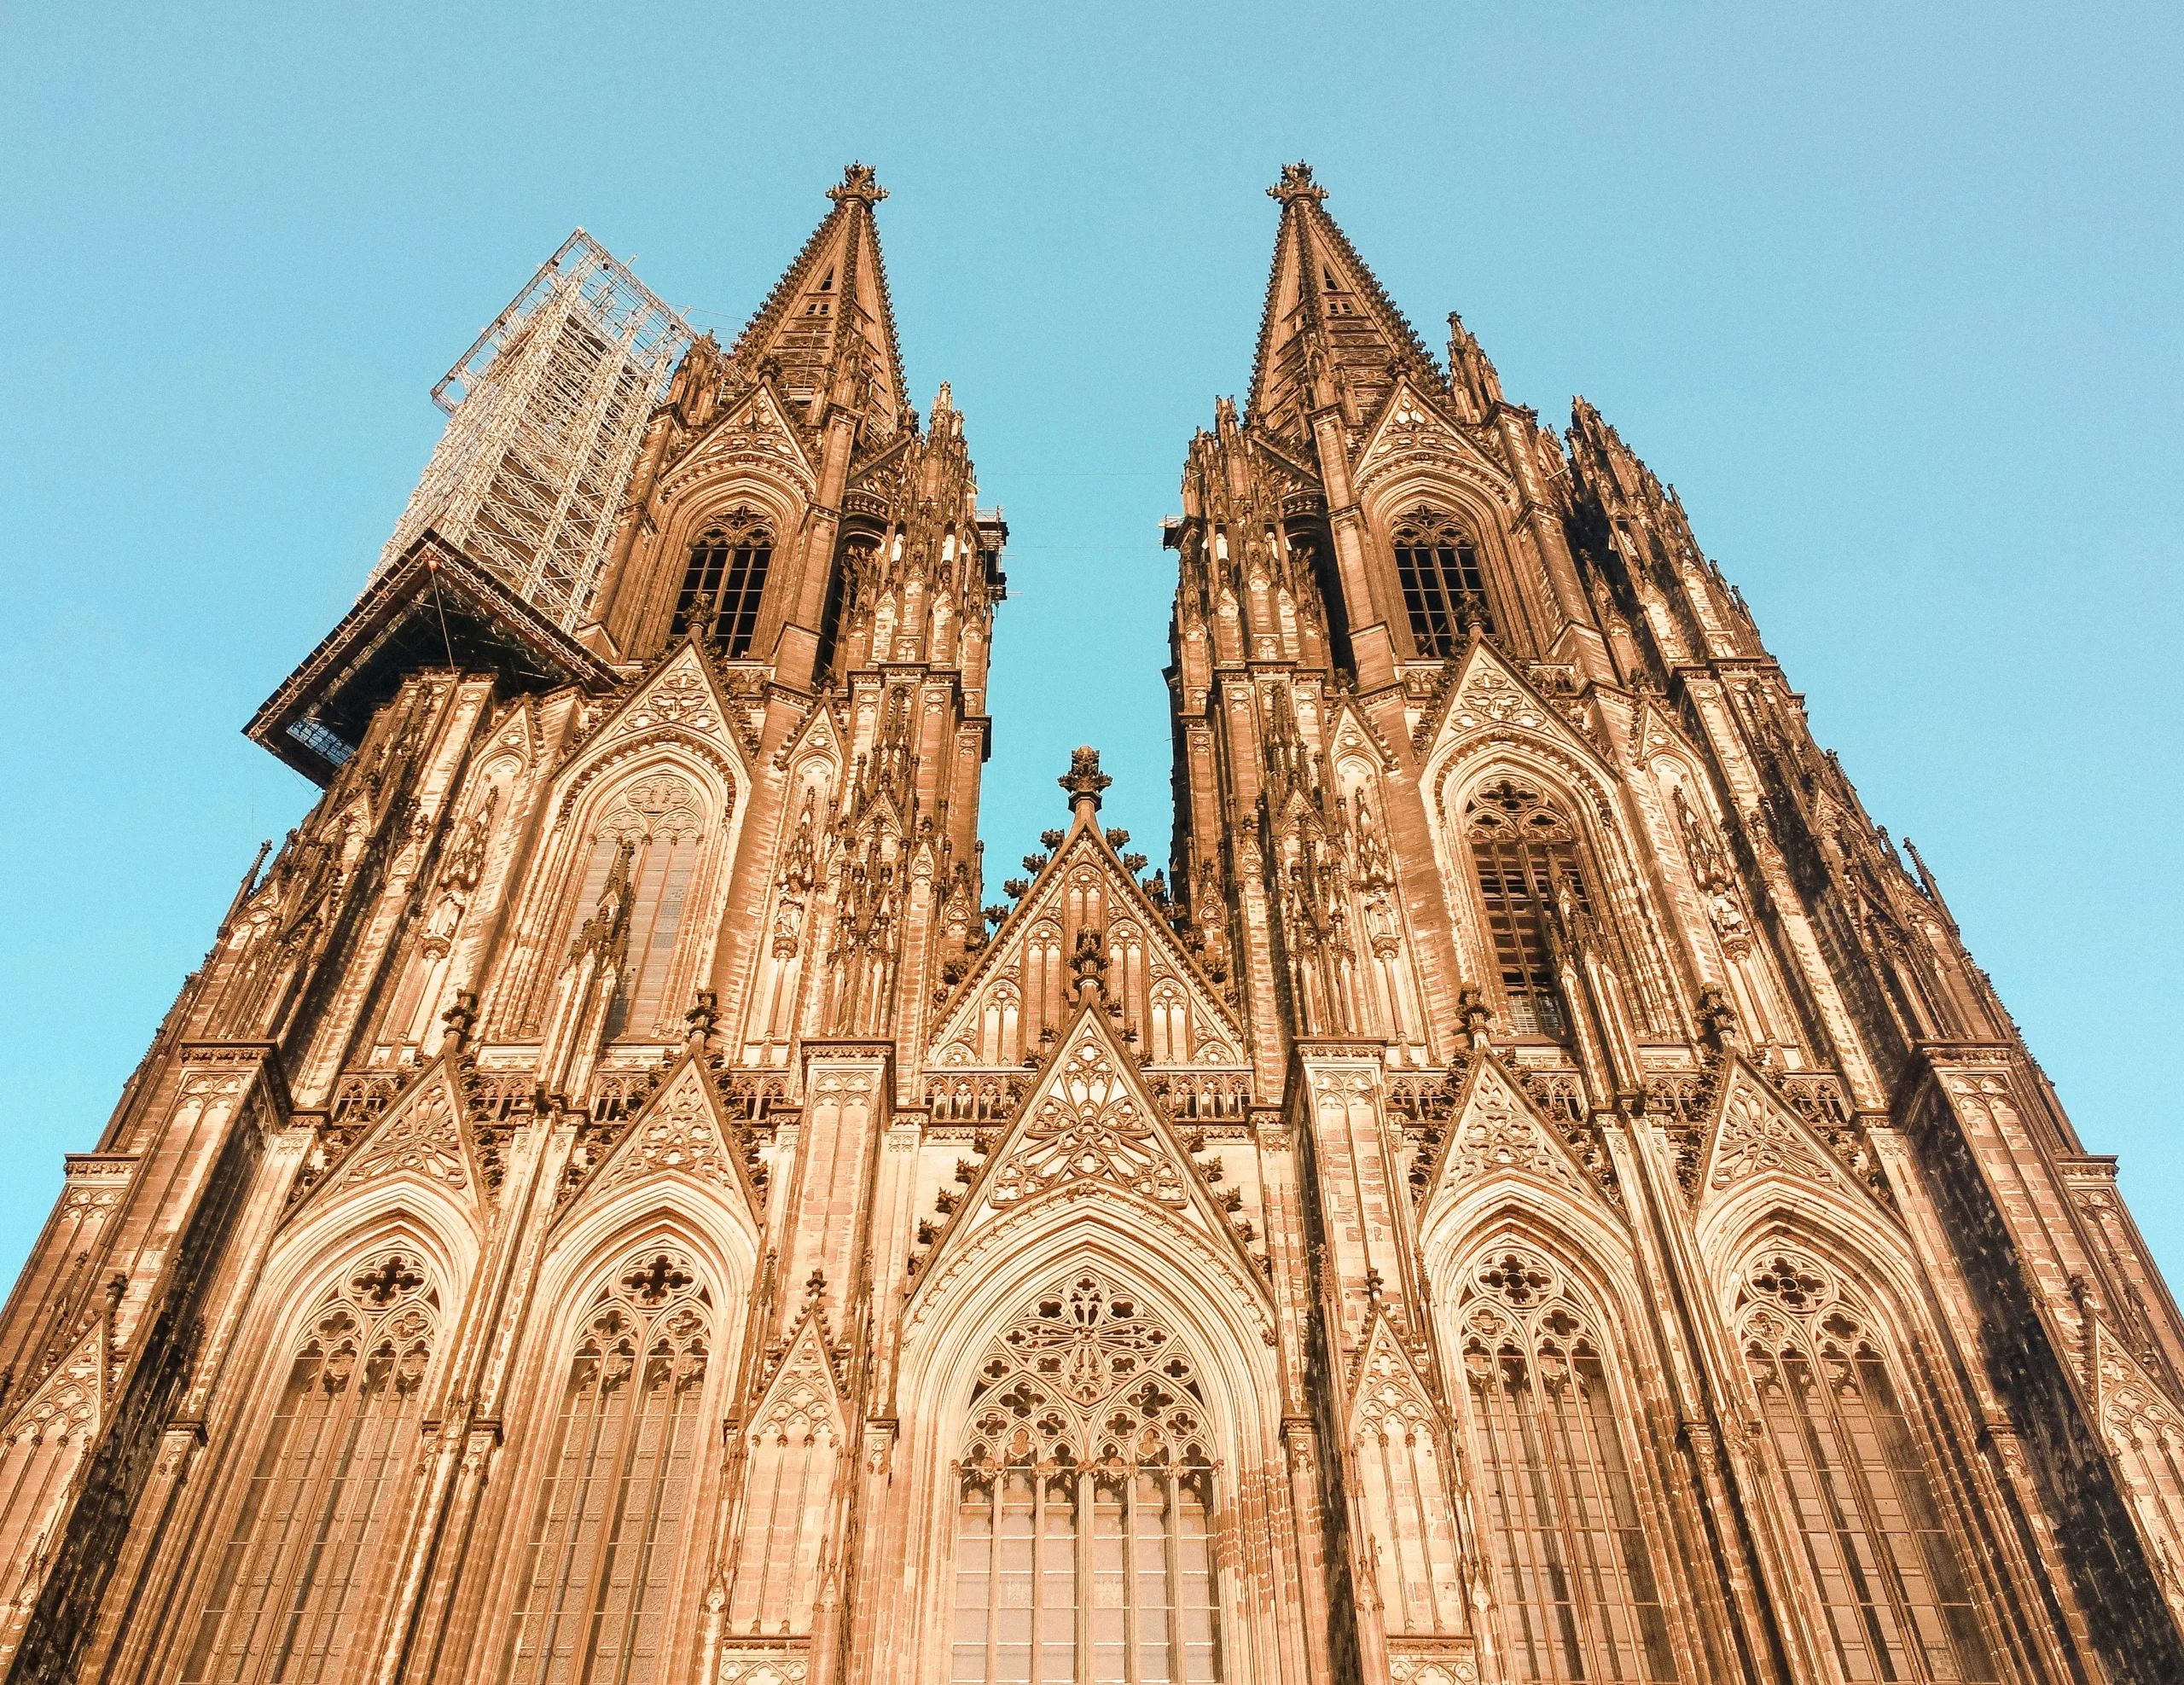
xmin=2 ymin=4 xmax=2178 ymax=1291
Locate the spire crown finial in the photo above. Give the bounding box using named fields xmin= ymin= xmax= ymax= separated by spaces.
xmin=828 ymin=162 xmax=887 ymax=207
xmin=1060 ymin=746 xmax=1112 ymax=816
xmin=1268 ymin=161 xmax=1327 ymax=206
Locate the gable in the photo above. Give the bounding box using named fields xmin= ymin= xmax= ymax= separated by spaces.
xmin=911 ymin=1008 xmax=1264 ymax=1298
xmin=566 ymin=1056 xmax=762 ymax=1221
xmin=930 ymin=821 xmax=1243 ymax=1071
xmin=656 ymin=381 xmax=818 ymax=505
xmin=1415 ymin=636 xmax=1613 ymax=776
xmin=303 ymin=1061 xmax=479 ymax=1217
xmin=1420 ymin=1056 xmax=1620 ymax=1219
xmin=1693 ymin=1060 xmax=1887 ymax=1217
xmin=1353 ymin=377 xmax=1513 ymax=506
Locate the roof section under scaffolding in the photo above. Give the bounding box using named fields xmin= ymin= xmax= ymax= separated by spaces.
xmin=372 ymin=230 xmax=695 ymax=631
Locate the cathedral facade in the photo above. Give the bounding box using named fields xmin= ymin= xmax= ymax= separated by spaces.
xmin=2 ymin=162 xmax=2181 ymax=1685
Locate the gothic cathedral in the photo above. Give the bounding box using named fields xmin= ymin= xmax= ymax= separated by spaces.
xmin=3 ymin=163 xmax=2180 ymax=1685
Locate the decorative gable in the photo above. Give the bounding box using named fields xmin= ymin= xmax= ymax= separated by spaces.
xmin=1354 ymin=378 xmax=1512 ymax=505
xmin=1420 ymin=1056 xmax=1618 ymax=1217
xmin=929 ymin=822 xmax=1242 ymax=1072
xmin=309 ymin=1063 xmax=478 ymax=1213
xmin=583 ymin=1057 xmax=760 ymax=1215
xmin=656 ymin=381 xmax=817 ymax=503
xmin=1691 ymin=1061 xmax=1885 ymax=1216
xmin=912 ymin=1007 xmax=1264 ymax=1299
xmin=1415 ymin=636 xmax=1611 ymax=774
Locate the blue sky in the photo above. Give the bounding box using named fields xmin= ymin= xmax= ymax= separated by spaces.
xmin=2 ymin=4 xmax=2178 ymax=1288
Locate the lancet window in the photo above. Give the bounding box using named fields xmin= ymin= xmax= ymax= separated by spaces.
xmin=671 ymin=509 xmax=773 ymax=656
xmin=1454 ymin=1247 xmax=1678 ymax=1683
xmin=180 ymin=1250 xmax=439 ymax=1684
xmin=500 ymin=1248 xmax=712 ymax=1685
xmin=575 ymin=773 xmax=707 ymax=1042
xmin=951 ymin=1273 xmax=1222 ymax=1684
xmin=1734 ymin=1249 xmax=2002 ymax=1682
xmin=1393 ymin=508 xmax=1494 ymax=655
xmin=1465 ymin=782 xmax=1588 ymax=1039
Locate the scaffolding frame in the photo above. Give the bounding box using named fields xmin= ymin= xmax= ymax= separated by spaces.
xmin=374 ymin=230 xmax=695 ymax=630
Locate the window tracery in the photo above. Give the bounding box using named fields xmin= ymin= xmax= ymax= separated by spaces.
xmin=1453 ymin=1246 xmax=1676 ymax=1682
xmin=952 ymin=1273 xmax=1221 ymax=1683
xmin=1734 ymin=1247 xmax=2001 ymax=1682
xmin=573 ymin=773 xmax=707 ymax=1041
xmin=1393 ymin=509 xmax=1494 ymax=655
xmin=181 ymin=1250 xmax=439 ymax=1684
xmin=1464 ymin=782 xmax=1588 ymax=1039
xmin=501 ymin=1247 xmax=712 ymax=1685
xmin=673 ymin=508 xmax=773 ymax=657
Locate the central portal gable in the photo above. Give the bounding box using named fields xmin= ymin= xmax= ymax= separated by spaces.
xmin=909 ymin=1005 xmax=1263 ymax=1304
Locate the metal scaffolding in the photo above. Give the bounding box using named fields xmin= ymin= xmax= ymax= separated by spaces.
xmin=374 ymin=230 xmax=695 ymax=630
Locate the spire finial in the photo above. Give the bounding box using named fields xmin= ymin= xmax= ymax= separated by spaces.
xmin=828 ymin=162 xmax=887 ymax=206
xmin=1059 ymin=746 xmax=1112 ymax=818
xmin=1268 ymin=161 xmax=1327 ymax=206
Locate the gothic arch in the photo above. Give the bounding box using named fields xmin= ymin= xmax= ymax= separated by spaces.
xmin=492 ymin=741 xmax=744 ymax=1043
xmin=1357 ymin=468 xmax=1526 ymax=654
xmin=624 ymin=458 xmax=810 ymax=656
xmin=896 ymin=1218 xmax=1282 ymax=1685
xmin=1425 ymin=751 xmax=1676 ymax=1043
xmin=469 ymin=1214 xmax=750 ymax=1685
xmin=160 ymin=1222 xmax=462 ymax=1685
xmin=1420 ymin=1222 xmax=1701 ymax=1685
xmin=1711 ymin=1221 xmax=2030 ymax=1684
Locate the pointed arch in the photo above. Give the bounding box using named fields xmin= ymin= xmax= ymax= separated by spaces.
xmin=897 ymin=1211 xmax=1282 ymax=1685
xmin=1425 ymin=742 xmax=1679 ymax=1045
xmin=1716 ymin=1226 xmax=2016 ymax=1683
xmin=173 ymin=1230 xmax=454 ymax=1684
xmin=1420 ymin=1211 xmax=1689 ymax=1684
xmin=491 ymin=731 xmax=744 ymax=1046
xmin=488 ymin=1207 xmax=752 ymax=1685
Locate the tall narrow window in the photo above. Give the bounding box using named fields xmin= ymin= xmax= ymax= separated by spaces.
xmin=951 ymin=1273 xmax=1222 ymax=1684
xmin=672 ymin=509 xmax=773 ymax=657
xmin=1455 ymin=1248 xmax=1678 ymax=1683
xmin=1465 ymin=781 xmax=1586 ymax=1038
xmin=182 ymin=1251 xmax=439 ymax=1685
xmin=1737 ymin=1250 xmax=2001 ymax=1683
xmin=501 ymin=1248 xmax=712 ymax=1685
xmin=571 ymin=774 xmax=706 ymax=1043
xmin=1393 ymin=509 xmax=1494 ymax=655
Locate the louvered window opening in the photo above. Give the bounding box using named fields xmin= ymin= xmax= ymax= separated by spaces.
xmin=672 ymin=516 xmax=773 ymax=658
xmin=1738 ymin=1253 xmax=1999 ymax=1683
xmin=501 ymin=1252 xmax=711 ymax=1685
xmin=1394 ymin=509 xmax=1494 ymax=656
xmin=182 ymin=1253 xmax=437 ymax=1685
xmin=951 ymin=1275 xmax=1222 ymax=1684
xmin=1459 ymin=1250 xmax=1677 ymax=1682
xmin=1466 ymin=784 xmax=1587 ymax=1040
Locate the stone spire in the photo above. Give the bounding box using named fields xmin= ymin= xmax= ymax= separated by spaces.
xmin=726 ymin=162 xmax=909 ymax=447
xmin=1247 ymin=160 xmax=1444 ymax=437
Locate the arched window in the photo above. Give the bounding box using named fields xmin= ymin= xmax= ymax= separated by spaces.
xmin=181 ymin=1249 xmax=439 ymax=1684
xmin=1455 ymin=1247 xmax=1678 ymax=1682
xmin=500 ymin=1247 xmax=712 ymax=1685
xmin=572 ymin=774 xmax=706 ymax=1042
xmin=952 ymin=1273 xmax=1222 ymax=1684
xmin=1735 ymin=1248 xmax=2001 ymax=1683
xmin=1465 ymin=781 xmax=1587 ymax=1039
xmin=672 ymin=509 xmax=773 ymax=657
xmin=1392 ymin=509 xmax=1494 ymax=656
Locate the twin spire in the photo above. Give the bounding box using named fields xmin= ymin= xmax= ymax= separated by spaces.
xmin=723 ymin=159 xmax=1467 ymax=450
